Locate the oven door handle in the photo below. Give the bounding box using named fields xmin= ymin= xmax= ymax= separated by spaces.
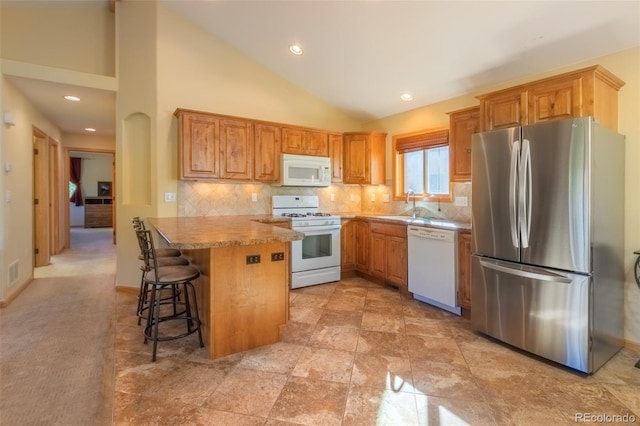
xmin=294 ymin=225 xmax=341 ymax=234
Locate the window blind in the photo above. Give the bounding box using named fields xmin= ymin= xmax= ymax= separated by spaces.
xmin=395 ymin=129 xmax=449 ymax=153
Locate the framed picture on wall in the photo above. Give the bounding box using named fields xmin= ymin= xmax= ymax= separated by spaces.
xmin=97 ymin=181 xmax=112 ymax=197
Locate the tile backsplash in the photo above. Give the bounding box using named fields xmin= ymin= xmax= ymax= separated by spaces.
xmin=178 ymin=181 xmax=471 ymax=223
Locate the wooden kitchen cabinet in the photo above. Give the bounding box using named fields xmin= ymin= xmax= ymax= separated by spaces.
xmin=176 ymin=110 xmax=220 ymax=179
xmin=343 ymin=132 xmax=386 ymax=184
xmin=448 ymin=106 xmax=480 ymax=182
xmin=219 ymin=118 xmax=253 ymax=180
xmin=340 ymin=218 xmax=356 ymax=273
xmin=458 ymin=231 xmax=472 ymax=310
xmin=254 ymin=123 xmax=281 ymax=182
xmin=329 ymin=132 xmax=343 ymax=183
xmin=369 ymin=221 xmax=408 ymax=294
xmin=478 ymin=65 xmax=624 ymax=131
xmin=282 ymin=127 xmax=329 ymax=157
xmin=354 ymin=220 xmax=370 ymax=273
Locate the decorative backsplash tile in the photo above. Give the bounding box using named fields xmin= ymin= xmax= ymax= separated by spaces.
xmin=178 ymin=181 xmax=363 ymax=216
xmin=178 ymin=180 xmax=472 ymax=222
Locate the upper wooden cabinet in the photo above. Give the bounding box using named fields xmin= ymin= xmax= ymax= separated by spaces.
xmin=478 ymin=88 xmax=527 ymax=132
xmin=219 ymin=118 xmax=253 ymax=180
xmin=254 ymin=123 xmax=281 ymax=182
xmin=328 ymin=133 xmax=343 ymax=183
xmin=343 ymin=132 xmax=386 ymax=185
xmin=282 ymin=127 xmax=329 ymax=157
xmin=448 ymin=106 xmax=480 ymax=182
xmin=478 ymin=65 xmax=624 ymax=131
xmin=177 ymin=111 xmax=220 ymax=179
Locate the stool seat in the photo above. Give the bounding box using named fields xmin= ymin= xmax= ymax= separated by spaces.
xmin=146 ymin=265 xmax=200 ymax=283
xmin=151 ymin=256 xmax=189 ymax=267
xmin=138 ymin=247 xmax=181 ymax=260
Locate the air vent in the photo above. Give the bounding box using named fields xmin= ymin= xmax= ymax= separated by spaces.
xmin=8 ymin=260 xmax=18 ymax=286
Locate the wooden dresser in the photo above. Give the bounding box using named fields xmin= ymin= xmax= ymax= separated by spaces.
xmin=84 ymin=197 xmax=113 ymax=228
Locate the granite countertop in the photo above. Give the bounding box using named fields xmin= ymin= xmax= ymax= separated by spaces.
xmin=147 ymin=216 xmax=304 ymax=250
xmin=337 ymin=212 xmax=472 ymax=231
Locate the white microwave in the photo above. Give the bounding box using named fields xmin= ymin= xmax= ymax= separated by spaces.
xmin=281 ymin=154 xmax=331 ymax=187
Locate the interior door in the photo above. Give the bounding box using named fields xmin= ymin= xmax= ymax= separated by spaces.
xmin=520 ymin=118 xmax=589 ymax=273
xmin=471 ymin=127 xmax=521 ymax=262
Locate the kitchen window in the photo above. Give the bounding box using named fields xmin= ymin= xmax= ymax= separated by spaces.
xmin=392 ymin=128 xmax=451 ymax=201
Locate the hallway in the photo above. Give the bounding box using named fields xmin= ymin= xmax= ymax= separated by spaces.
xmin=0 ymin=227 xmax=116 ymax=425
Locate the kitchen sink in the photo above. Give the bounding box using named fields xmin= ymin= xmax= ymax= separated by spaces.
xmin=375 ymin=215 xmax=462 ymax=229
xmin=376 ymin=215 xmax=415 ymax=222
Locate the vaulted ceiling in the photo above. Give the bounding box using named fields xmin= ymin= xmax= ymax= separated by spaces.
xmin=5 ymin=0 xmax=640 ymax=136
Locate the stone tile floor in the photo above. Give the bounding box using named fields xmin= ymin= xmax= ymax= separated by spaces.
xmin=114 ymin=277 xmax=640 ymax=425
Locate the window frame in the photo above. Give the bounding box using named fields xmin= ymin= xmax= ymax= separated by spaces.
xmin=392 ymin=127 xmax=453 ymax=202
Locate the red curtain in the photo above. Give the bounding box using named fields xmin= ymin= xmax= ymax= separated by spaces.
xmin=69 ymin=157 xmax=84 ymax=206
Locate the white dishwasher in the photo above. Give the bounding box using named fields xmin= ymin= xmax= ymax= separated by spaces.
xmin=407 ymin=226 xmax=461 ymax=315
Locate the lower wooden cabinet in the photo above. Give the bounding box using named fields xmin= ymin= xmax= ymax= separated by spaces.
xmin=458 ymin=231 xmax=471 ymax=310
xmin=354 ymin=220 xmax=370 ymax=273
xmin=329 ymin=132 xmax=343 ymax=183
xmin=369 ymin=221 xmax=408 ymax=294
xmin=84 ymin=197 xmax=113 ymax=228
xmin=340 ymin=218 xmax=356 ymax=273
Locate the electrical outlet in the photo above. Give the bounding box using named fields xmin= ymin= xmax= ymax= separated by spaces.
xmin=252 ymin=193 xmax=258 ymax=202
xmin=350 ymin=194 xmax=356 ymax=202
xmin=164 ymin=192 xmax=176 ymax=202
xmin=330 ymin=193 xmax=335 ymax=202
xmin=271 ymin=252 xmax=285 ymax=261
xmin=454 ymin=196 xmax=468 ymax=207
xmin=246 ymin=255 xmax=261 ymax=264
xmin=370 ymin=193 xmax=376 ymax=202
xmin=383 ymin=194 xmax=390 ymax=203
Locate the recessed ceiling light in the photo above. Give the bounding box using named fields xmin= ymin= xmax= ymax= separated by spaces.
xmin=400 ymin=93 xmax=414 ymax=101
xmin=289 ymin=44 xmax=303 ymax=55
xmin=64 ymin=95 xmax=81 ymax=102
xmin=85 ymin=127 xmax=96 ymax=132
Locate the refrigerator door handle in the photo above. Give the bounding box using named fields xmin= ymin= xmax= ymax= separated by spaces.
xmin=519 ymin=139 xmax=532 ymax=248
xmin=509 ymin=140 xmax=521 ymax=248
xmin=479 ymin=259 xmax=573 ymax=283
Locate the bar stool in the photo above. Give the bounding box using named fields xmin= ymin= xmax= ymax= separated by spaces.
xmin=132 ymin=217 xmax=187 ymax=325
xmin=135 ymin=228 xmax=204 ymax=361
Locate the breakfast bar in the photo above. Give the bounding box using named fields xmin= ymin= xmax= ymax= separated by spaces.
xmin=147 ymin=216 xmax=303 ymax=359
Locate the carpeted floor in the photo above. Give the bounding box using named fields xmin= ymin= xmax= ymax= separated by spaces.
xmin=0 ymin=227 xmax=116 ymax=426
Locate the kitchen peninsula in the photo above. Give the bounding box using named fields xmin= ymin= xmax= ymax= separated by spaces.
xmin=148 ymin=216 xmax=303 ymax=359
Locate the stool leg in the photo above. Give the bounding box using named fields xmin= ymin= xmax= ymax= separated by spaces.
xmin=150 ymin=285 xmax=161 ymax=362
xmin=143 ymin=283 xmax=156 ymax=345
xmin=186 ymin=281 xmax=204 ymax=348
xmin=136 ymin=270 xmax=147 ymax=326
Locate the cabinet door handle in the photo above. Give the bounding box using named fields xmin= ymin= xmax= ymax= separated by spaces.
xmin=466 ymin=149 xmax=472 ymax=154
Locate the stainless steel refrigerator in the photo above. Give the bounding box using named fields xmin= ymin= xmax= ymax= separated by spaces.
xmin=471 ymin=116 xmax=625 ymax=373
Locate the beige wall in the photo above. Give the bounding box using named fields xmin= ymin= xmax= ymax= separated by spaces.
xmin=1 ymin=4 xmax=115 ymax=77
xmin=1 ymin=77 xmax=63 ymax=303
xmin=366 ymin=47 xmax=640 ymax=344
xmin=64 ymin=133 xmax=116 ymax=153
xmin=114 ymin=2 xmax=364 ymax=288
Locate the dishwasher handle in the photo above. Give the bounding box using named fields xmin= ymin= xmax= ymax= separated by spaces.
xmin=407 ymin=226 xmax=456 ymax=242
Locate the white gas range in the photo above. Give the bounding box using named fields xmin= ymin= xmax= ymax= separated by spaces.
xmin=272 ymin=195 xmax=341 ymax=288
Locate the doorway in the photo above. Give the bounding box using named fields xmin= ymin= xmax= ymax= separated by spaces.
xmin=65 ymin=149 xmax=116 ymax=248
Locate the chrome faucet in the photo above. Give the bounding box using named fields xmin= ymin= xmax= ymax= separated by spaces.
xmin=406 ymin=189 xmax=417 ymax=218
